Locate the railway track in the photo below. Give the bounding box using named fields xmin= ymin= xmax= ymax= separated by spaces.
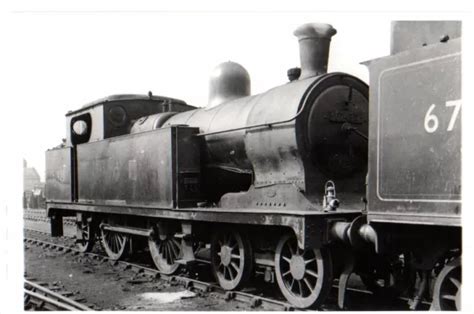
xmin=24 ymin=279 xmax=95 ymax=311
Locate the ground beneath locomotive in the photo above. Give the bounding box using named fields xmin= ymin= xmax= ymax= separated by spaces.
xmin=24 ymin=236 xmax=251 ymax=311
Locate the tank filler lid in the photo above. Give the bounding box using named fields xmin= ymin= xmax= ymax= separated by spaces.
xmin=207 ymin=61 xmax=251 ymax=108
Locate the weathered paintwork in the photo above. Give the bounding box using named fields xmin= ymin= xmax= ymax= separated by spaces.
xmin=366 ymin=37 xmax=461 ymax=226
xmin=45 ymin=147 xmax=73 ymax=202
xmin=76 ymin=126 xmax=201 ymax=208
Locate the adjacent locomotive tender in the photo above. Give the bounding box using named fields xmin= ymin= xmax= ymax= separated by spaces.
xmin=45 ymin=21 xmax=461 ymax=310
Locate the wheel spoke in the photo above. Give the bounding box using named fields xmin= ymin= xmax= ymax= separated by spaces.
xmin=115 ymin=234 xmax=121 ymax=253
xmin=442 ymin=294 xmax=457 ymax=301
xmin=173 ymin=241 xmax=180 ymax=259
xmin=304 ymin=257 xmax=316 ymax=265
xmin=172 ymin=239 xmax=181 ymax=253
xmin=112 ymin=234 xmax=118 ymax=252
xmin=169 ymin=240 xmax=179 ymax=260
xmin=227 ymin=266 xmax=235 ymax=280
xmin=231 ymin=262 xmax=240 ymax=273
xmin=449 ymin=277 xmax=461 ymax=289
xmin=173 ymin=239 xmax=182 ymax=256
xmin=231 ymin=254 xmax=240 ymax=259
xmin=282 ymin=270 xmax=291 ymax=277
xmin=163 ymin=243 xmax=168 ymax=262
xmin=297 ymin=280 xmax=303 ymax=296
xmin=289 ymin=279 xmax=295 ymax=291
xmin=166 ymin=243 xmax=172 ymax=264
xmin=116 ymin=234 xmax=122 ymax=252
xmin=282 ymin=256 xmax=291 ymax=264
xmin=118 ymin=235 xmax=125 ymax=249
xmin=306 ymin=269 xmax=319 ymax=278
xmin=304 ymin=278 xmax=314 ymax=293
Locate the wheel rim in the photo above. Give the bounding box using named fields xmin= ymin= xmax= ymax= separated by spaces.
xmin=211 ymin=230 xmax=252 ymax=290
xmin=275 ymin=234 xmax=332 ymax=308
xmin=76 ymin=219 xmax=94 ymax=253
xmin=432 ymin=257 xmax=461 ymax=311
xmin=148 ymin=232 xmax=182 ymax=275
xmin=100 ymin=228 xmax=128 ymax=260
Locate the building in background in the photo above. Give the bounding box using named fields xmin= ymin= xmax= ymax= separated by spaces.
xmin=23 ymin=159 xmax=45 ymax=209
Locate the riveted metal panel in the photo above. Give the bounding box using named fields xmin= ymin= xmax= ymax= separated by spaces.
xmin=45 ymin=147 xmax=72 ymax=202
xmin=77 ymin=126 xmax=201 ymax=208
xmin=245 ymin=78 xmax=316 ymax=190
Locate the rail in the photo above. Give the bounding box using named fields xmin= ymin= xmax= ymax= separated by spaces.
xmin=24 ymin=280 xmax=93 ymax=311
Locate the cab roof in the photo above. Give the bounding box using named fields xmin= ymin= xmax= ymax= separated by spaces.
xmin=66 ymin=94 xmax=189 ymax=117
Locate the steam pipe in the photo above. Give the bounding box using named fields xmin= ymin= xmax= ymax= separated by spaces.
xmin=330 ymin=220 xmax=378 ymax=250
xmin=358 ymin=224 xmax=377 ymax=245
xmin=330 ymin=221 xmax=351 ymax=243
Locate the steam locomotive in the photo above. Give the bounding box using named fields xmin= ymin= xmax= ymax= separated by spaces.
xmin=45 ymin=21 xmax=461 ymax=309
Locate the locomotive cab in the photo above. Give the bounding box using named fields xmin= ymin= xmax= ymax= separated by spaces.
xmin=65 ymin=94 xmax=195 ymax=145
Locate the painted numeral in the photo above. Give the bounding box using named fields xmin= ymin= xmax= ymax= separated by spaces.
xmin=424 ymin=104 xmax=439 ymax=133
xmin=445 ymin=99 xmax=462 ymax=131
xmin=424 ymin=100 xmax=461 ymax=133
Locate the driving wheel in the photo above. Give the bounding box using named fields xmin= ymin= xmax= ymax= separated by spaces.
xmin=431 ymin=257 xmax=461 ymax=310
xmin=275 ymin=234 xmax=333 ymax=309
xmin=100 ymin=225 xmax=129 ymax=260
xmin=148 ymin=227 xmax=182 ymax=275
xmin=210 ymin=229 xmax=253 ymax=290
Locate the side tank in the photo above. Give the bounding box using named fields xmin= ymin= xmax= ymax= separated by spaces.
xmin=160 ymin=23 xmax=369 ymax=207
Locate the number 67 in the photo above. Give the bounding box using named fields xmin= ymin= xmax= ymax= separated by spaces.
xmin=424 ymin=100 xmax=461 ymax=133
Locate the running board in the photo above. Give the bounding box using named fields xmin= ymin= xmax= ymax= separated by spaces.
xmin=100 ymin=224 xmax=152 ymax=237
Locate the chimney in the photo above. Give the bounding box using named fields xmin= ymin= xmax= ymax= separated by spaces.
xmin=294 ymin=23 xmax=337 ymax=79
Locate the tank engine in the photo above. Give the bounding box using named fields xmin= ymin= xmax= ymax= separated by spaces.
xmin=46 ymin=22 xmax=369 ymax=309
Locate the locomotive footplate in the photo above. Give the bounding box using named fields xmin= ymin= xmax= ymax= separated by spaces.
xmin=47 ymin=202 xmax=359 ymax=250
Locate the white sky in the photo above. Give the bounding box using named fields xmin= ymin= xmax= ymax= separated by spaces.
xmin=1 ymin=1 xmax=473 ymax=312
